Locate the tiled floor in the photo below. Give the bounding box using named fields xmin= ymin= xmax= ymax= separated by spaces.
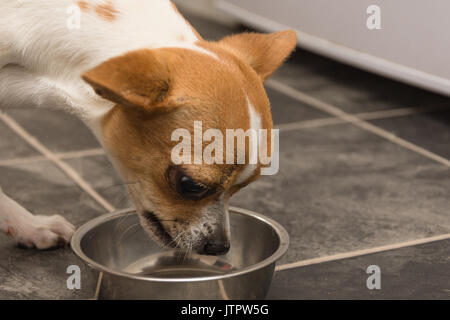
xmin=267 ymin=239 xmax=450 ymax=299
xmin=0 ymin=11 xmax=449 ymax=299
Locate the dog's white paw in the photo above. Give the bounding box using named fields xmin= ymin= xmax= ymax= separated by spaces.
xmin=8 ymin=215 xmax=76 ymax=250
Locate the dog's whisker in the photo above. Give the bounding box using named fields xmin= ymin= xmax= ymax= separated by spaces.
xmin=182 ymin=230 xmax=193 ymax=261
xmin=165 ymin=231 xmax=180 ymax=248
xmin=185 ymin=240 xmax=193 ymax=261
xmin=117 ymin=222 xmax=141 ymax=244
xmin=115 ymin=203 xmax=135 ymax=227
xmin=115 ymin=213 xmax=132 ymax=230
xmin=168 ymin=232 xmax=183 ymax=249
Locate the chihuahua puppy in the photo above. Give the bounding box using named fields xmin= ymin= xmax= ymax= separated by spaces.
xmin=0 ymin=0 xmax=297 ymax=254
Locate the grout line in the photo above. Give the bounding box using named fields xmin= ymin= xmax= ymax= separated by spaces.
xmin=276 ymin=106 xmax=446 ymax=132
xmin=276 ymin=117 xmax=346 ymax=131
xmin=56 ymin=148 xmax=105 ymax=159
xmin=93 ymin=272 xmax=103 ymax=300
xmin=0 ymin=104 xmax=440 ymax=168
xmin=1 ymin=104 xmax=442 ymax=168
xmin=0 ymin=148 xmax=105 ymax=167
xmin=1 ymin=101 xmax=444 ymax=166
xmin=267 ymin=79 xmax=450 ymax=167
xmin=0 ymin=155 xmax=48 ymax=167
xmin=354 ymin=105 xmax=445 ymax=120
xmin=275 ymin=233 xmax=450 ymax=272
xmin=0 ymin=112 xmax=115 ymax=213
xmin=218 ymin=280 xmax=230 ymax=300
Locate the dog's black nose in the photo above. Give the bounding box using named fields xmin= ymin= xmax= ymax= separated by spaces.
xmin=203 ymin=239 xmax=230 ymax=256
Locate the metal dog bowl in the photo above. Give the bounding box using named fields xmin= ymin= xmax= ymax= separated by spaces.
xmin=71 ymin=207 xmax=289 ymax=300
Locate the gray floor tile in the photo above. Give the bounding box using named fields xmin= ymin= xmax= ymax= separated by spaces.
xmin=268 ymin=239 xmax=450 ymax=299
xmin=268 ymin=87 xmax=329 ymax=125
xmin=6 ymin=108 xmax=100 ymax=153
xmin=0 ymin=162 xmax=106 ymax=299
xmin=65 ymin=155 xmax=132 ymax=210
xmin=182 ymin=11 xmax=241 ymax=41
xmin=0 ymin=162 xmax=105 ymax=225
xmin=0 ymin=120 xmax=39 ymax=160
xmin=273 ymin=49 xmax=450 ymax=114
xmin=370 ymin=110 xmax=450 ymax=160
xmin=0 ymin=242 xmax=98 ymax=300
xmin=230 ymin=125 xmax=450 ymax=265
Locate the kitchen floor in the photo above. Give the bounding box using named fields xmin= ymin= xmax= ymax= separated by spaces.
xmin=0 ymin=11 xmax=449 ymax=300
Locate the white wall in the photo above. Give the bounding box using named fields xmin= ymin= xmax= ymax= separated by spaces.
xmin=173 ymin=0 xmax=236 ymax=26
xmin=217 ymin=0 xmax=450 ymax=96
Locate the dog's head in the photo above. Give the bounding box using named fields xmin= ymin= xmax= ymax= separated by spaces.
xmin=82 ymin=31 xmax=297 ymax=255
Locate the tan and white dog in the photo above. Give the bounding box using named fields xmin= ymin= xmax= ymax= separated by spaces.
xmin=0 ymin=0 xmax=296 ymax=254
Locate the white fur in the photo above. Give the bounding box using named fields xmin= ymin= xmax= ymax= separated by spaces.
xmin=0 ymin=0 xmax=208 ymax=248
xmin=184 ymin=193 xmax=229 ymax=251
xmin=0 ymin=188 xmax=75 ymax=249
xmin=0 ymin=0 xmax=208 ymax=134
xmin=233 ymin=97 xmax=261 ymax=185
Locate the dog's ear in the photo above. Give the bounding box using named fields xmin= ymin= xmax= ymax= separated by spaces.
xmin=219 ymin=30 xmax=297 ymax=80
xmin=82 ymin=49 xmax=171 ymax=110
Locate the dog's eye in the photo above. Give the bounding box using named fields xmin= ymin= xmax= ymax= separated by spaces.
xmin=178 ymin=176 xmax=209 ymax=200
xmin=166 ymin=166 xmax=215 ymax=200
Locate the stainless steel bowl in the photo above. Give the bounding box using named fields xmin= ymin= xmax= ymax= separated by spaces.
xmin=71 ymin=207 xmax=289 ymax=300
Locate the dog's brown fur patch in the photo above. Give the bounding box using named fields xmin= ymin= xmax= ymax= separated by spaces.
xmin=76 ymin=1 xmax=90 ymax=13
xmin=95 ymin=1 xmax=118 ymax=22
xmin=219 ymin=30 xmax=297 ymax=80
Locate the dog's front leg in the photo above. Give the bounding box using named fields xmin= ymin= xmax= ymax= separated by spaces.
xmin=0 ymin=187 xmax=75 ymax=249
